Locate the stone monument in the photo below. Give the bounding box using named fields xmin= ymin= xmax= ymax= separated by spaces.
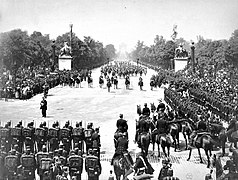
xmin=173 ymin=44 xmax=189 ymax=72
xmin=58 ymin=42 xmax=72 ymax=70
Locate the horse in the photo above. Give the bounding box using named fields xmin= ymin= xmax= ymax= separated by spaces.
xmin=156 ymin=133 xmax=171 ymax=157
xmin=150 ymin=103 xmax=156 ymax=113
xmin=181 ymin=121 xmax=194 ymax=150
xmin=187 ymin=133 xmax=217 ymax=168
xmin=112 ymin=155 xmax=131 ymax=180
xmin=137 ymin=105 xmax=142 ymax=116
xmin=140 ymin=132 xmax=150 ymax=156
xmin=168 ymin=123 xmax=180 ymax=152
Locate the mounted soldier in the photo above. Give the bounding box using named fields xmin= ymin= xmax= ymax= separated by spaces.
xmin=48 ymin=122 xmax=59 ymax=151
xmin=116 ymin=114 xmax=128 ymax=136
xmin=124 ymin=149 xmax=154 ymax=180
xmin=85 ymin=149 xmax=101 ymax=180
xmin=4 ymin=149 xmax=19 ymax=180
xmin=72 ymin=121 xmax=84 ymax=151
xmin=68 ymin=150 xmax=83 ymax=180
xmin=84 ymin=123 xmax=95 ymax=154
xmin=35 ymin=123 xmax=47 ymax=152
xmin=19 ymin=148 xmax=36 ymax=180
xmin=23 ymin=122 xmax=35 ymax=153
xmin=142 ymin=103 xmax=150 ymax=117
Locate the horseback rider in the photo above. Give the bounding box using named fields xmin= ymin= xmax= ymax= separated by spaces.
xmin=124 ymin=149 xmax=154 ymax=180
xmin=135 ymin=115 xmax=151 ymax=148
xmin=142 ymin=103 xmax=150 ymax=117
xmin=116 ymin=114 xmax=128 ymax=135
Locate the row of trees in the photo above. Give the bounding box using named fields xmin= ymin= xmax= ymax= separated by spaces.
xmin=0 ymin=29 xmax=117 ymax=72
xmin=130 ymin=29 xmax=238 ymax=70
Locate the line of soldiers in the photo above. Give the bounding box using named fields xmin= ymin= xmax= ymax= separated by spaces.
xmin=0 ymin=120 xmax=101 ymax=180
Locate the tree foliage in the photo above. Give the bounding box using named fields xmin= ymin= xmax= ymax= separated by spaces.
xmin=0 ymin=29 xmax=115 ymax=72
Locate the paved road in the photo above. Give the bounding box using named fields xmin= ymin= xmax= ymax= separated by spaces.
xmin=0 ymin=63 xmax=217 ymax=179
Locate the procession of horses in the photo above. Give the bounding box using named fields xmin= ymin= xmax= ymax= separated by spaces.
xmin=1 ymin=60 xmax=238 ymax=180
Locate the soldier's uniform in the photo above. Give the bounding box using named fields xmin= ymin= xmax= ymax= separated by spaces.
xmin=19 ymin=150 xmax=36 ymax=180
xmin=84 ymin=124 xmax=94 ymax=154
xmin=72 ymin=122 xmax=84 ymax=151
xmin=10 ymin=125 xmax=23 ymax=153
xmin=0 ymin=122 xmax=11 ymax=152
xmin=85 ymin=150 xmax=101 ymax=180
xmin=36 ymin=146 xmax=49 ymax=176
xmin=48 ymin=124 xmax=59 ymax=151
xmin=4 ymin=150 xmax=18 ymax=180
xmin=135 ymin=117 xmax=150 ymax=147
xmin=68 ymin=152 xmax=83 ymax=180
xmin=35 ymin=124 xmax=47 ymax=151
xmin=158 ymin=159 xmax=173 ymax=180
xmin=60 ymin=122 xmax=72 ymax=153
xmin=22 ymin=122 xmax=35 ymax=153
xmin=91 ymin=128 xmax=101 ymax=159
xmin=0 ymin=148 xmax=7 ymax=180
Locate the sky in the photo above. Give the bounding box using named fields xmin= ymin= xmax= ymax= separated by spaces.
xmin=0 ymin=0 xmax=238 ymax=51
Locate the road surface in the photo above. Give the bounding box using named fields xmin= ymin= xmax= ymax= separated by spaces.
xmin=0 ymin=63 xmax=217 ymax=179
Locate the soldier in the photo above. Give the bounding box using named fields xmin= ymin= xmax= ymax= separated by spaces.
xmin=116 ymin=114 xmax=128 ymax=135
xmin=22 ymin=122 xmax=35 ymax=153
xmin=35 ymin=123 xmax=47 ymax=152
xmin=111 ymin=132 xmax=133 ymax=167
xmin=60 ymin=121 xmax=72 ymax=153
xmin=158 ymin=158 xmax=173 ymax=180
xmin=91 ymin=127 xmax=101 ymax=159
xmin=12 ymin=121 xmax=23 ymax=153
xmin=40 ymin=96 xmax=47 ymax=117
xmin=68 ymin=150 xmax=83 ymax=180
xmin=48 ymin=122 xmax=59 ymax=151
xmin=142 ymin=103 xmax=150 ymax=117
xmin=85 ymin=149 xmax=101 ymax=180
xmin=72 ymin=122 xmax=84 ymax=151
xmin=19 ymin=148 xmax=36 ymax=180
xmin=138 ymin=77 xmax=143 ymax=90
xmin=0 ymin=146 xmax=7 ymax=180
xmin=4 ymin=149 xmax=19 ymax=180
xmin=1 ymin=122 xmax=11 ymax=152
xmin=84 ymin=123 xmax=95 ymax=154
xmin=36 ymin=145 xmax=49 ymax=177
xmin=124 ymin=149 xmax=154 ymax=180
xmin=135 ymin=115 xmax=151 ymax=147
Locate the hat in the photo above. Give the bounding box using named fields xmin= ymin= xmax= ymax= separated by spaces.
xmin=119 ymin=114 xmax=123 ymax=118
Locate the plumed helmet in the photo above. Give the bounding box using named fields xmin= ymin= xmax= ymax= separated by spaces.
xmin=157 ymin=103 xmax=165 ymax=111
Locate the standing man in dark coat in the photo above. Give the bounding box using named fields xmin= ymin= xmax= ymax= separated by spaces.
xmin=40 ymin=97 xmax=47 ymax=117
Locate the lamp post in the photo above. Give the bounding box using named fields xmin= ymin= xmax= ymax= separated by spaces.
xmin=69 ymin=23 xmax=73 ymax=54
xmin=51 ymin=40 xmax=56 ymax=72
xmin=191 ymin=42 xmax=195 ymax=73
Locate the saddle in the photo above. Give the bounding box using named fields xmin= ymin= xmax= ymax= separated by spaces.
xmin=194 ymin=132 xmax=211 ymax=145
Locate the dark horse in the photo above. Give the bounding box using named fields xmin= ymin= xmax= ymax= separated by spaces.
xmin=112 ymin=154 xmax=132 ymax=180
xmin=181 ymin=121 xmax=194 ymax=150
xmin=168 ymin=123 xmax=180 ymax=152
xmin=140 ymin=132 xmax=150 ymax=156
xmin=156 ymin=133 xmax=171 ymax=157
xmin=187 ymin=133 xmax=217 ymax=168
